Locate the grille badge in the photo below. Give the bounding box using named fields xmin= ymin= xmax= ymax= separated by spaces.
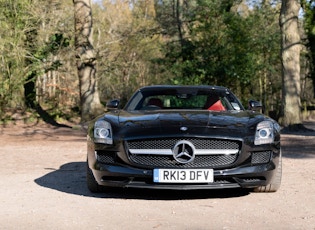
xmin=172 ymin=140 xmax=195 ymax=164
xmin=180 ymin=126 xmax=188 ymax=131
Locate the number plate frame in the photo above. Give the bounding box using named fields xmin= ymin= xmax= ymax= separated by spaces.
xmin=153 ymin=169 xmax=214 ymax=183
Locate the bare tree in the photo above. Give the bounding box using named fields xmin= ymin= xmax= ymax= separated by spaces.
xmin=73 ymin=0 xmax=103 ymax=122
xmin=279 ymin=0 xmax=302 ymax=128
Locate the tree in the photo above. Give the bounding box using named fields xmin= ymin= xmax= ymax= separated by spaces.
xmin=279 ymin=0 xmax=303 ymax=128
xmin=301 ymin=0 xmax=315 ymax=99
xmin=73 ymin=0 xmax=103 ymax=122
xmin=0 ymin=0 xmax=79 ymax=124
xmin=244 ymin=1 xmax=282 ymax=117
xmin=0 ymin=0 xmax=29 ymax=114
xmin=154 ymin=0 xmax=282 ymax=107
xmin=92 ymin=0 xmax=164 ymax=104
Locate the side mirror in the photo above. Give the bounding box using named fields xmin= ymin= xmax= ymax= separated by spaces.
xmin=248 ymin=100 xmax=263 ymax=112
xmin=106 ymin=99 xmax=120 ymax=110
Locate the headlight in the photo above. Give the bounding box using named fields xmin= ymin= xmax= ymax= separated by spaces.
xmin=94 ymin=120 xmax=113 ymax=144
xmin=254 ymin=121 xmax=274 ymax=145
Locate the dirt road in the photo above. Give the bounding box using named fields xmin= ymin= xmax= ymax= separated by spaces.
xmin=0 ymin=121 xmax=314 ymax=230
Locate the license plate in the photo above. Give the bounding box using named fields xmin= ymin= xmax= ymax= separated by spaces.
xmin=153 ymin=169 xmax=214 ymax=183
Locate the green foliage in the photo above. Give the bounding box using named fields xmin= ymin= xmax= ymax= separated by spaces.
xmin=0 ymin=0 xmax=29 ymax=111
xmin=154 ymin=0 xmax=282 ymax=111
xmin=92 ymin=0 xmax=166 ymax=104
xmin=0 ymin=0 xmax=77 ymax=121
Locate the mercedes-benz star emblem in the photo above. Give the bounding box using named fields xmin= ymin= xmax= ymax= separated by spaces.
xmin=180 ymin=126 xmax=188 ymax=131
xmin=172 ymin=140 xmax=195 ymax=164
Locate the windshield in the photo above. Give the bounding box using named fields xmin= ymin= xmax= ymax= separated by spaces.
xmin=125 ymin=87 xmax=244 ymax=111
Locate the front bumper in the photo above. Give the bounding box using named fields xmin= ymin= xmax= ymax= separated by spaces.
xmin=90 ymin=160 xmax=277 ymax=190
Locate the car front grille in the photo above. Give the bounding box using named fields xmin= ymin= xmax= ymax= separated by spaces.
xmin=125 ymin=138 xmax=241 ymax=169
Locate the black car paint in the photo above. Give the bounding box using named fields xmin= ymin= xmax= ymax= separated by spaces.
xmin=87 ymin=112 xmax=280 ymax=188
xmin=91 ymin=109 xmax=271 ymax=144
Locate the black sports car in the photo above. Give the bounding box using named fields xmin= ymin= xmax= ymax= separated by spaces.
xmin=87 ymin=85 xmax=281 ymax=193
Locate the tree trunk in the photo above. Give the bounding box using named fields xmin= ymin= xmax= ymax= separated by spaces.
xmin=73 ymin=0 xmax=103 ymax=123
xmin=279 ymin=0 xmax=302 ymax=127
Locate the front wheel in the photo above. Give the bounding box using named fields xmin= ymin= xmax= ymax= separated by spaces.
xmin=253 ymin=151 xmax=282 ymax=193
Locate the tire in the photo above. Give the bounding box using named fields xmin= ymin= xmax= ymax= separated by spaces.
xmin=253 ymin=151 xmax=282 ymax=193
xmin=86 ymin=161 xmax=104 ymax=193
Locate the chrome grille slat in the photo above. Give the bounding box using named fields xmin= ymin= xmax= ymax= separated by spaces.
xmin=129 ymin=149 xmax=238 ymax=155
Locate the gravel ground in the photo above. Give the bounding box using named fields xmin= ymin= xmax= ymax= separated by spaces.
xmin=0 ymin=120 xmax=314 ymax=230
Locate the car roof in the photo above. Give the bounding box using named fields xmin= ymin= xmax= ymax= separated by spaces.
xmin=138 ymin=85 xmax=230 ymax=93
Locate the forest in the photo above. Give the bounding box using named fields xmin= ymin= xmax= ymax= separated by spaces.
xmin=0 ymin=0 xmax=314 ymax=125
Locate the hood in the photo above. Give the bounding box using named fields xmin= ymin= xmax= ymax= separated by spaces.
xmin=115 ymin=110 xmax=264 ymax=139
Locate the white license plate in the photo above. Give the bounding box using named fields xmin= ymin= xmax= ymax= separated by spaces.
xmin=153 ymin=169 xmax=214 ymax=183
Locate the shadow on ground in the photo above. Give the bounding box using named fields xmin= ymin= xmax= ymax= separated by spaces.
xmin=35 ymin=105 xmax=72 ymax=128
xmin=34 ymin=162 xmax=250 ymax=200
xmin=281 ymin=121 xmax=315 ymax=159
xmin=282 ymin=136 xmax=315 ymax=159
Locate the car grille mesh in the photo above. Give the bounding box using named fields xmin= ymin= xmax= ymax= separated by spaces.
xmin=96 ymin=151 xmax=115 ymax=164
xmin=251 ymin=151 xmax=272 ymax=164
xmin=126 ymin=138 xmax=241 ymax=168
xmin=129 ymin=154 xmax=237 ymax=168
xmin=127 ymin=138 xmax=239 ymax=150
